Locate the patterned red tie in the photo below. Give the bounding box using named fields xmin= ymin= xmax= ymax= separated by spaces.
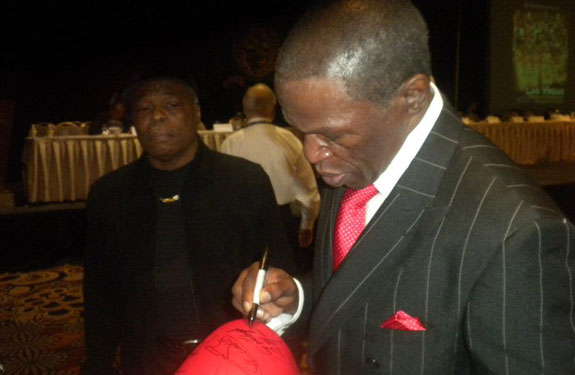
xmin=333 ymin=184 xmax=379 ymax=272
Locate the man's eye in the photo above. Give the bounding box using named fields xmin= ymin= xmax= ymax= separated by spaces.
xmin=135 ymin=105 xmax=149 ymax=112
xmin=324 ymin=134 xmax=340 ymax=142
xmin=166 ymin=102 xmax=181 ymax=108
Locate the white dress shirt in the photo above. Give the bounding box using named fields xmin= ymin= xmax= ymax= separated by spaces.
xmin=220 ymin=118 xmax=321 ymax=230
xmin=367 ymin=82 xmax=443 ymax=222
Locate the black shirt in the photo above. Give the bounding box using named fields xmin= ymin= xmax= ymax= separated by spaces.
xmin=152 ymin=161 xmax=203 ymax=342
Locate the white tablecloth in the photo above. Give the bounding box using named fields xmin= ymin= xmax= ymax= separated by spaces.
xmin=467 ymin=120 xmax=575 ymax=165
xmin=24 ymin=134 xmax=143 ymax=203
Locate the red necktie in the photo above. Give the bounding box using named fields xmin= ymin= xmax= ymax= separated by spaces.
xmin=333 ymin=184 xmax=379 ymax=272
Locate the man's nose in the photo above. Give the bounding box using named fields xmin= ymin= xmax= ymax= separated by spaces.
xmin=303 ymin=134 xmax=332 ymax=165
xmin=152 ymin=105 xmax=167 ymax=121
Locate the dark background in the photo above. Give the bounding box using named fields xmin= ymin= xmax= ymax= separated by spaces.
xmin=1 ymin=1 xmax=574 ymax=273
xmin=0 ymin=0 xmax=490 ymax=184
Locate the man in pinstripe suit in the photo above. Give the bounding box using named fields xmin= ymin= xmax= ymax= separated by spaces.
xmin=232 ymin=0 xmax=575 ymax=373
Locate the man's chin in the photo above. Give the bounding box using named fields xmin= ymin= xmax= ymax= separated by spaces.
xmin=321 ymin=173 xmax=346 ymax=187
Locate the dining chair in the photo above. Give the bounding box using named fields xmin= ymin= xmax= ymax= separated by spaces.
xmin=29 ymin=122 xmax=55 ymax=137
xmin=510 ymin=116 xmax=525 ymax=123
xmin=485 ymin=115 xmax=501 ymax=124
xmin=527 ymin=115 xmax=545 ymax=122
xmin=80 ymin=121 xmax=92 ymax=135
xmin=53 ymin=121 xmax=84 ymax=136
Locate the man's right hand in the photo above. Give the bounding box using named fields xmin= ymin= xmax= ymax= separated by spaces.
xmin=231 ymin=262 xmax=299 ymax=322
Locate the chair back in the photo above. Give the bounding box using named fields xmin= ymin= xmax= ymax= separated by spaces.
xmin=485 ymin=115 xmax=501 ymax=124
xmin=29 ymin=122 xmax=55 ymax=137
xmin=550 ymin=114 xmax=571 ymax=121
xmin=527 ymin=115 xmax=545 ymax=122
xmin=53 ymin=121 xmax=84 ymax=136
xmin=510 ymin=116 xmax=525 ymax=123
xmin=79 ymin=121 xmax=92 ymax=134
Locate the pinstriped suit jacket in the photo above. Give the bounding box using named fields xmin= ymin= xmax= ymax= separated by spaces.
xmin=307 ymin=103 xmax=575 ymax=374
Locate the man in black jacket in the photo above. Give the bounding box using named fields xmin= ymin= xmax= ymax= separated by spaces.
xmin=82 ymin=76 xmax=294 ymax=375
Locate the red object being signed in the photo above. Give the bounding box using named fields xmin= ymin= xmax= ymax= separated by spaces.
xmin=174 ymin=319 xmax=299 ymax=375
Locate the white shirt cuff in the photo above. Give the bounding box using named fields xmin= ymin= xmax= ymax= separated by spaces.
xmin=266 ymin=277 xmax=304 ymax=336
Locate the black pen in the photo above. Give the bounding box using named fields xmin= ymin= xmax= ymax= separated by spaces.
xmin=248 ymin=247 xmax=269 ymax=327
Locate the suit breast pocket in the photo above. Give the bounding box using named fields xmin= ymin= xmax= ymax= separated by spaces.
xmin=365 ymin=315 xmax=457 ymax=373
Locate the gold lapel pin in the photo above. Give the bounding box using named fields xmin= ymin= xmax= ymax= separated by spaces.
xmin=160 ymin=194 xmax=180 ymax=204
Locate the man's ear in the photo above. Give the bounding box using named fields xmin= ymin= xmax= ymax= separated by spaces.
xmin=402 ymin=74 xmax=431 ymax=115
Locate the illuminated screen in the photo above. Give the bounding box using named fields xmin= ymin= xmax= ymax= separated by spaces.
xmin=489 ymin=0 xmax=575 ymax=114
xmin=513 ymin=4 xmax=568 ymax=105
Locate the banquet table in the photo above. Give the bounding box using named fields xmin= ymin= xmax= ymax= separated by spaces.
xmin=24 ymin=134 xmax=143 ymax=203
xmin=467 ymin=120 xmax=575 ymax=165
xmin=24 ymin=130 xmax=235 ymax=203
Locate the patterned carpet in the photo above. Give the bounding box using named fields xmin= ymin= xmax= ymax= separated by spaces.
xmin=0 ymin=264 xmax=84 ymax=375
xmin=0 ymin=264 xmax=312 ymax=375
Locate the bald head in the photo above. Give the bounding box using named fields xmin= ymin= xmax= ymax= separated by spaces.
xmin=242 ymin=83 xmax=277 ymax=120
xmin=275 ymin=0 xmax=431 ymax=106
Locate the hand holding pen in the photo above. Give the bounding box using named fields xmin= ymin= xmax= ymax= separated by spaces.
xmin=249 ymin=248 xmax=269 ymax=327
xmin=231 ymin=250 xmax=299 ymax=325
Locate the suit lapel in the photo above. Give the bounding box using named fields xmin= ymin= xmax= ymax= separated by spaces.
xmin=308 ymin=105 xmax=463 ymax=356
xmin=312 ymin=186 xmax=344 ymax=299
xmin=308 ymin=190 xmax=447 ymax=354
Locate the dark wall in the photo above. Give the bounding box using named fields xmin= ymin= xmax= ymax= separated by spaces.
xmin=456 ymin=1 xmax=491 ymax=116
xmin=1 ymin=0 xmax=488 ymax=184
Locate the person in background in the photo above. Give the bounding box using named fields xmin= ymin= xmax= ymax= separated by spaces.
xmin=89 ymin=92 xmax=128 ymax=134
xmin=221 ymin=83 xmax=320 ymax=273
xmin=232 ymin=0 xmax=575 ymax=374
xmin=229 ymin=111 xmax=246 ymax=130
xmin=82 ymin=76 xmax=294 ymax=375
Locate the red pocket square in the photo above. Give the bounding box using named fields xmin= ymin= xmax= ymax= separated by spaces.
xmin=380 ymin=310 xmax=426 ymax=331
